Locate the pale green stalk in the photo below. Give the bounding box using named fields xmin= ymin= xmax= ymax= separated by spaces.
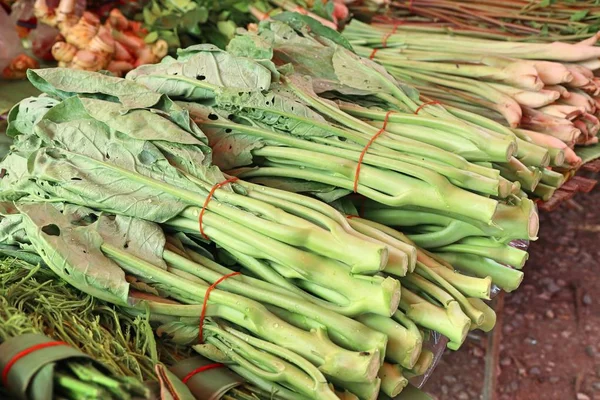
xmin=378 ymin=363 xmax=408 ymax=398
xmin=355 ymin=314 xmax=423 ymax=369
xmin=102 ymin=244 xmax=382 ymax=383
xmin=435 ymin=252 xmax=524 ymax=292
xmin=433 ymin=237 xmax=529 ymax=269
xmin=163 ymin=248 xmax=389 ymax=355
xmin=399 ymin=287 xmax=470 ymax=349
xmin=165 ymin=214 xmax=399 ymax=317
xmin=346 ymin=218 xmax=492 ymax=299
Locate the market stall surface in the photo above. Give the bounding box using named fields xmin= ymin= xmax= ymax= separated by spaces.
xmin=425 ymin=187 xmax=600 ymax=400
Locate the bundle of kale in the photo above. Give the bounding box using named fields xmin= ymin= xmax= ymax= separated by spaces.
xmin=0 ymin=16 xmax=542 ymax=396
xmin=0 ymin=58 xmax=503 ymax=398
xmin=127 ymin=14 xmax=536 ymax=292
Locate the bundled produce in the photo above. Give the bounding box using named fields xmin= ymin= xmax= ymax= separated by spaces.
xmin=341 ymin=17 xmax=600 ymax=179
xmin=0 ymin=257 xmax=306 ymax=400
xmin=0 ymin=259 xmax=154 ymax=399
xmin=34 ymin=0 xmax=168 ymax=75
xmin=0 ymin=46 xmax=508 ymax=395
xmin=379 ymin=0 xmax=600 ymax=42
xmin=127 ymin=14 xmax=537 ymax=260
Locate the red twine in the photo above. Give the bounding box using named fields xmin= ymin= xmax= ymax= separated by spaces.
xmin=198 ymin=177 xmax=239 ymax=240
xmin=182 ymin=363 xmax=225 ymax=384
xmin=2 ymin=341 xmax=69 ymax=386
xmin=414 ymin=100 xmax=442 ymax=115
xmin=198 ymin=272 xmax=242 ymax=343
xmin=353 ymin=111 xmax=395 ymax=193
xmin=261 ymin=8 xmax=275 ymax=20
xmin=370 ymin=23 xmax=401 ymax=60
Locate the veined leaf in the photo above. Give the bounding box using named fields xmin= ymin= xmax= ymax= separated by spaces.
xmin=6 ymin=96 xmax=60 ymax=137
xmin=214 ymin=89 xmax=332 ymax=137
xmin=16 ymin=203 xmax=130 ymax=305
xmin=127 ymin=45 xmax=272 ymax=100
xmin=272 ymin=11 xmax=353 ymax=51
xmin=27 ymin=69 xmax=163 ymax=109
xmin=332 ymin=46 xmax=420 ymax=102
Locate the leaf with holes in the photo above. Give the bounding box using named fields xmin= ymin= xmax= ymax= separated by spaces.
xmin=177 ymin=101 xmax=265 ymax=170
xmin=127 ymin=45 xmax=273 ymax=101
xmin=77 ymin=97 xmax=207 ymax=146
xmin=3 ymin=96 xmax=210 ymax=222
xmin=16 ymin=202 xmax=130 ymax=305
xmin=6 ymin=96 xmax=60 ymax=137
xmin=214 ymin=89 xmax=332 ymax=138
xmin=27 ymin=69 xmax=164 ymax=109
xmin=92 ymin=209 xmax=168 ymax=270
xmin=0 ymin=202 xmax=28 ymax=245
xmin=331 ymin=46 xmax=420 ymax=102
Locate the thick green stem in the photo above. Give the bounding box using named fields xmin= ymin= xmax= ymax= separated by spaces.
xmin=435 ymin=252 xmax=524 ymax=292
xmin=356 ymin=313 xmax=423 ymax=369
xmin=341 ymin=104 xmax=515 ymax=165
xmin=378 ymin=363 xmax=409 ymax=398
xmin=433 ymin=236 xmax=529 ymax=268
xmin=203 ymin=324 xmax=339 ymax=400
xmin=163 ymin=249 xmax=388 ymax=356
xmin=102 ymin=244 xmax=381 ymax=383
xmin=166 ymin=214 xmax=400 ymax=317
xmin=399 ymin=288 xmax=470 ymax=349
xmin=235 ymin=160 xmax=498 ymax=225
xmin=530 ymin=183 xmax=557 ymax=201
xmin=494 ymin=158 xmax=541 ymax=191
xmin=345 ymin=218 xmax=492 ymax=299
xmin=345 ymin=217 xmax=415 ymax=276
xmin=540 ymin=168 xmax=566 ymax=188
xmin=406 ymin=349 xmax=434 ymax=376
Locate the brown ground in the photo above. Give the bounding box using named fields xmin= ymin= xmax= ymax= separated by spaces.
xmin=424 ymin=184 xmax=600 ymax=400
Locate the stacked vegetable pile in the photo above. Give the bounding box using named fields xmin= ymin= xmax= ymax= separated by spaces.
xmin=129 ymin=15 xmax=537 ymax=285
xmin=141 ymin=0 xmax=349 ymax=50
xmin=0 ymin=16 xmax=541 ymax=398
xmin=342 ymin=18 xmax=600 ymax=190
xmin=377 ymin=0 xmax=600 ymax=42
xmin=0 ymin=259 xmax=156 ymax=399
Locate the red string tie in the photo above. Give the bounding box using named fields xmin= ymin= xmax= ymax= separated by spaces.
xmin=370 ymin=23 xmax=401 ymax=60
xmin=2 ymin=341 xmax=69 ymax=387
xmin=198 ymin=272 xmax=242 ymax=343
xmin=199 ymin=177 xmax=239 ymax=240
xmin=414 ymin=100 xmax=442 ymax=115
xmin=182 ymin=363 xmax=225 ymax=384
xmin=261 ymin=8 xmax=275 ymax=20
xmin=353 ymin=111 xmax=395 ymax=193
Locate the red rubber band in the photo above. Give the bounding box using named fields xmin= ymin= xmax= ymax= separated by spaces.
xmin=199 ymin=177 xmax=239 ymax=240
xmin=198 ymin=272 xmax=242 ymax=343
xmin=369 ymin=23 xmax=401 ymax=59
xmin=353 ymin=111 xmax=395 ymax=193
xmin=346 ymin=215 xmax=359 ymax=219
xmin=182 ymin=363 xmax=225 ymax=384
xmin=414 ymin=100 xmax=442 ymax=115
xmin=2 ymin=341 xmax=69 ymax=386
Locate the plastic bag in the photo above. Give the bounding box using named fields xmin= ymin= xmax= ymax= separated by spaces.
xmin=0 ymin=7 xmax=24 ymax=72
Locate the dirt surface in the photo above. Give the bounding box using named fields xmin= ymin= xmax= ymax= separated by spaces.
xmin=424 ymin=184 xmax=600 ymax=400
